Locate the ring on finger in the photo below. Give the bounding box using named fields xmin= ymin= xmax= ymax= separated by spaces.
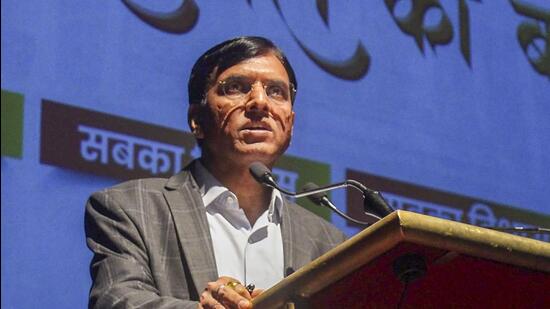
xmin=226 ymin=281 xmax=239 ymax=290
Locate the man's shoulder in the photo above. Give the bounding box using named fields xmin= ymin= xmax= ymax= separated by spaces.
xmin=87 ymin=178 xmax=168 ymax=213
xmin=92 ymin=177 xmax=168 ymax=200
xmin=88 ymin=168 xmax=196 ymax=207
xmin=109 ymin=177 xmax=168 ymax=192
xmin=96 ymin=168 xmax=194 ymax=196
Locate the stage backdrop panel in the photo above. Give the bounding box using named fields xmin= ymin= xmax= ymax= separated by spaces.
xmin=2 ymin=1 xmax=549 ymax=308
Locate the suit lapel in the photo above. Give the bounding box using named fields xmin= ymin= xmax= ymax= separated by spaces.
xmin=163 ymin=168 xmax=218 ymax=294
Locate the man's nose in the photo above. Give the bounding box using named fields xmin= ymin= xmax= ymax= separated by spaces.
xmin=245 ymin=82 xmax=270 ymax=113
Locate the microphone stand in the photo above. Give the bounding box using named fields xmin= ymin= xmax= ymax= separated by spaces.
xmin=249 ymin=162 xmax=393 ymax=219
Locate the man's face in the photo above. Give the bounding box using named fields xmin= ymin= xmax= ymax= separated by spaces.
xmin=195 ymin=53 xmax=295 ymax=166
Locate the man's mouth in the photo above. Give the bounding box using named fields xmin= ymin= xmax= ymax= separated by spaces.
xmin=241 ymin=123 xmax=272 ymax=132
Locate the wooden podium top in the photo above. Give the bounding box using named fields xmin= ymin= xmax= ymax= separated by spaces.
xmin=252 ymin=210 xmax=550 ymax=308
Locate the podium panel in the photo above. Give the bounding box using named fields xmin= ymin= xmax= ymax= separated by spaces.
xmin=252 ymin=211 xmax=550 ymax=308
xmin=311 ymin=242 xmax=549 ymax=308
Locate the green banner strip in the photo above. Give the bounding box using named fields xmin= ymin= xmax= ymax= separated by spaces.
xmin=276 ymin=155 xmax=332 ymax=221
xmin=1 ymin=90 xmax=24 ymax=158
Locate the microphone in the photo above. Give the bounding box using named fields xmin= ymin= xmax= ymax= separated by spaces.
xmin=301 ymin=182 xmax=331 ymax=206
xmin=249 ymin=161 xmax=394 ymax=219
xmin=348 ymin=179 xmax=394 ymax=218
xmin=303 ymin=182 xmax=375 ymax=225
xmin=249 ymin=162 xmax=279 ymax=189
xmin=250 ymin=163 xmax=550 ymax=234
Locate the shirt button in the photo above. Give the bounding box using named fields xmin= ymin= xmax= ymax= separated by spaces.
xmin=226 ymin=196 xmax=234 ymax=204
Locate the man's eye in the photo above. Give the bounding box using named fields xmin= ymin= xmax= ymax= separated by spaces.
xmin=266 ymin=85 xmax=287 ymax=100
xmin=224 ymin=81 xmax=247 ymax=95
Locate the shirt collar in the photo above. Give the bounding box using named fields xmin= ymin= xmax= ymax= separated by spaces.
xmin=193 ymin=160 xmax=284 ymax=222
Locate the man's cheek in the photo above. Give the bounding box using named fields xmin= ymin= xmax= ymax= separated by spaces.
xmin=219 ymin=105 xmax=243 ymax=128
xmin=283 ymin=113 xmax=294 ymax=132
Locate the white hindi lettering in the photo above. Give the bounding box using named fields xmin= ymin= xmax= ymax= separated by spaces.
xmin=78 ymin=125 xmax=186 ymax=174
xmin=383 ymin=193 xmax=464 ymax=222
xmin=376 ymin=193 xmax=546 ymax=242
xmin=112 ymin=139 xmax=135 ymax=169
xmin=137 ymin=143 xmax=184 ymax=174
xmin=78 ymin=125 xmax=109 ymax=164
xmin=467 ymin=203 xmax=497 ymax=227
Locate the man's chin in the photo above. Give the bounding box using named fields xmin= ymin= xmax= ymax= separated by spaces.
xmin=233 ymin=144 xmax=282 ymax=161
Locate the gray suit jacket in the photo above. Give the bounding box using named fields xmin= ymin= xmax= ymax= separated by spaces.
xmin=85 ymin=165 xmax=346 ymax=308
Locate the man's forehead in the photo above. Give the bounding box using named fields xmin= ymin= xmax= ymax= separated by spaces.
xmin=215 ymin=54 xmax=290 ymax=82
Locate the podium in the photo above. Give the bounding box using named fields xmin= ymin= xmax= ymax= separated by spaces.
xmin=252 ymin=210 xmax=550 ymax=308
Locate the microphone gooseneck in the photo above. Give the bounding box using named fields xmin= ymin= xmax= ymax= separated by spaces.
xmin=303 ymin=182 xmax=375 ymax=225
xmin=248 ymin=162 xmax=394 ymax=220
xmin=249 ymin=162 xmax=550 ymax=234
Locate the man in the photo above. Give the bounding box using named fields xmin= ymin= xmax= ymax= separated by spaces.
xmin=85 ymin=36 xmax=346 ymax=309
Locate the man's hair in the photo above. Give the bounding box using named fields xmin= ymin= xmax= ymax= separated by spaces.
xmin=188 ymin=36 xmax=297 ymax=105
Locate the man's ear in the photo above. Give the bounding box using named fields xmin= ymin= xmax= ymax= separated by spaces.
xmin=289 ymin=110 xmax=295 ymax=137
xmin=188 ymin=104 xmax=204 ymax=139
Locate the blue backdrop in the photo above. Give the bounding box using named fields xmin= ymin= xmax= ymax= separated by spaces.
xmin=2 ymin=1 xmax=549 ymax=308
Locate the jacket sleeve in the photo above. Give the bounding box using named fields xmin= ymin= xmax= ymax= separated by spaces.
xmin=85 ymin=189 xmax=198 ymax=309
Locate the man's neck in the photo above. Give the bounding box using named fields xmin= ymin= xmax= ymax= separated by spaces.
xmin=199 ymin=156 xmax=273 ymax=225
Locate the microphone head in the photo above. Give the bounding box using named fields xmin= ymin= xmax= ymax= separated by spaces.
xmin=302 ymin=182 xmax=328 ymax=205
xmin=364 ymin=192 xmax=393 ymax=218
xmin=249 ymin=162 xmax=272 ymax=184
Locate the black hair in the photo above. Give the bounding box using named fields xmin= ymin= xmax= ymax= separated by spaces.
xmin=188 ymin=36 xmax=297 ymax=105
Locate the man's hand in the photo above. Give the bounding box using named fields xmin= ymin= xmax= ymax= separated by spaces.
xmin=199 ymin=276 xmax=255 ymax=309
xmin=250 ymin=288 xmax=264 ymax=298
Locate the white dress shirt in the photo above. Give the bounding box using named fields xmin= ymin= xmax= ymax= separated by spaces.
xmin=194 ymin=162 xmax=285 ymax=289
